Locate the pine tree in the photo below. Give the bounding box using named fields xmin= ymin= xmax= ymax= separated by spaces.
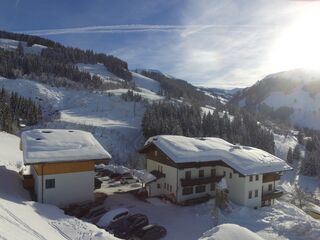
xmin=293 ymin=144 xmax=300 ymax=161
xmin=287 ymin=147 xmax=293 ymax=163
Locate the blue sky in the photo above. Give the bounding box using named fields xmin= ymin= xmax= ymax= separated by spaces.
xmin=1 ymin=0 xmax=320 ymax=88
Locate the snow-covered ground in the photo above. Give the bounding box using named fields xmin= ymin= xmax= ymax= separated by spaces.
xmin=76 ymin=63 xmax=125 ymax=83
xmin=0 ymin=76 xmax=163 ymax=164
xmin=200 ymin=224 xmax=263 ymax=240
xmin=263 ymin=88 xmax=320 ymax=130
xmin=0 ymin=38 xmax=47 ymax=54
xmin=131 ymin=71 xmax=160 ymax=93
xmin=0 ymin=132 xmax=119 ymax=240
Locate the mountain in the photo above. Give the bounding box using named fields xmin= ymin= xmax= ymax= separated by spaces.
xmin=199 ymin=87 xmax=242 ymax=101
xmin=231 ymin=69 xmax=320 ymax=129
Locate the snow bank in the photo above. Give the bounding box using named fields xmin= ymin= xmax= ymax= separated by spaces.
xmin=145 ymin=135 xmax=292 ymax=175
xmin=21 ymin=129 xmax=111 ymax=164
xmin=200 ymin=224 xmax=264 ymax=240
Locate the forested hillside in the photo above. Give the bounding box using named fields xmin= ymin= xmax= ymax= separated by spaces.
xmin=0 ymin=88 xmax=41 ymax=133
xmin=138 ymin=70 xmax=223 ymax=107
xmin=0 ymin=30 xmax=132 ymax=89
xmin=142 ymin=102 xmax=275 ymax=154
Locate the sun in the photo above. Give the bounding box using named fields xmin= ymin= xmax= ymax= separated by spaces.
xmin=269 ymin=5 xmax=320 ymax=72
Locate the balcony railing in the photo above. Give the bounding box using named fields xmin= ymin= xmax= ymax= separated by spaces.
xmin=261 ymin=189 xmax=283 ymax=201
xmin=180 ymin=175 xmax=222 ymax=187
xmin=262 ymin=173 xmax=281 ymax=183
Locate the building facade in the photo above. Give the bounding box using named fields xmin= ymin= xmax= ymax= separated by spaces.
xmin=21 ymin=129 xmax=111 ymax=207
xmin=139 ymin=135 xmax=291 ymax=208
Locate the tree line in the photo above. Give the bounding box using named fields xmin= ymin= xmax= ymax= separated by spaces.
xmin=0 ymin=88 xmax=42 ymax=133
xmin=142 ymin=102 xmax=275 ymax=154
xmin=0 ymin=30 xmax=132 ymax=87
xmin=138 ymin=70 xmax=223 ymax=107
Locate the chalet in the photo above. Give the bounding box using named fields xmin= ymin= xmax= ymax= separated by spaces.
xmin=21 ymin=129 xmax=111 ymax=207
xmin=139 ymin=135 xmax=292 ymax=208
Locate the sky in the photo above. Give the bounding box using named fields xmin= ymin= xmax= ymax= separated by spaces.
xmin=1 ymin=0 xmax=320 ymax=88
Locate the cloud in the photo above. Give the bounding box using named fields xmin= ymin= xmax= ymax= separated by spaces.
xmin=20 ymin=24 xmax=272 ymax=37
xmin=19 ymin=0 xmax=320 ymax=88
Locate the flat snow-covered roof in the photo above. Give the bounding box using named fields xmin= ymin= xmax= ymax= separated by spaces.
xmin=21 ymin=129 xmax=111 ymax=165
xmin=143 ymin=135 xmax=292 ymax=175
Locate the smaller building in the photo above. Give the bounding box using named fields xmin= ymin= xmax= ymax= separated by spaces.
xmin=139 ymin=135 xmax=292 ymax=208
xmin=21 ymin=129 xmax=111 ymax=207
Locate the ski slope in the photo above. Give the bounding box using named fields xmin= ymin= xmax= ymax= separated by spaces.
xmin=0 ymin=77 xmax=163 ymax=164
xmin=76 ymin=63 xmax=125 ymax=83
xmin=131 ymin=71 xmax=160 ymax=93
xmin=0 ymin=132 xmax=119 ymax=240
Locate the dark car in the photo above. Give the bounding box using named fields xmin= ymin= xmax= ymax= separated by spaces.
xmin=94 ymin=177 xmax=103 ymax=189
xmin=135 ymin=224 xmax=167 ymax=240
xmin=113 ymin=214 xmax=149 ymax=239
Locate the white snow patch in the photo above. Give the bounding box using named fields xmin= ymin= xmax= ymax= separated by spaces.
xmin=200 ymin=224 xmax=264 ymax=240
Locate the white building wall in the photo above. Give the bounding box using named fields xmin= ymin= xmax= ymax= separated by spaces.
xmin=217 ymin=166 xmax=247 ymax=206
xmin=146 ymin=159 xmax=281 ymax=208
xmin=146 ymin=159 xmax=178 ymax=199
xmin=243 ymin=174 xmax=263 ymax=208
xmin=32 ymin=169 xmax=94 ymax=207
xmin=177 ymin=166 xmax=216 ymax=203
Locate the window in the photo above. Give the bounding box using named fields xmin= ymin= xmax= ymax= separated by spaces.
xmin=167 ymin=184 xmax=169 ymax=191
xmin=249 ymin=176 xmax=253 ymax=182
xmin=164 ymin=183 xmax=167 ymax=189
xmin=223 ymin=171 xmax=226 ymax=177
xmin=160 ymin=166 xmax=163 ymax=173
xmin=155 ymin=150 xmax=158 ymax=157
xmin=211 ymin=169 xmax=216 ymax=177
xmin=182 ymin=187 xmax=193 ymax=195
xmin=157 ymin=183 xmax=161 ymax=189
xmin=229 ymin=173 xmax=232 ymax=179
xmin=170 ymin=185 xmax=172 ymax=192
xmin=199 ymin=169 xmax=204 ymax=178
xmin=45 ymin=179 xmax=55 ymax=189
xmin=255 ymin=190 xmax=258 ymax=197
xmin=185 ymin=171 xmax=191 ymax=180
xmin=256 ymin=175 xmax=259 ymax=181
xmin=268 ymin=184 xmax=273 ymax=191
xmin=248 ymin=190 xmax=252 ymax=199
xmin=210 ymin=183 xmax=215 ymax=191
xmin=195 ymin=185 xmax=206 ymax=193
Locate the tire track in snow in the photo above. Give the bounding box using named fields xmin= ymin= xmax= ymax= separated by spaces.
xmin=0 ymin=203 xmax=47 ymax=240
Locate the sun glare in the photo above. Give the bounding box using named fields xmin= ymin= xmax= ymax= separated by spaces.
xmin=269 ymin=6 xmax=320 ymax=71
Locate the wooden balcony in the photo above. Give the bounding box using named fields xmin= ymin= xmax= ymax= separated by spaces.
xmin=262 ymin=172 xmax=281 ymax=183
xmin=261 ymin=190 xmax=283 ymax=201
xmin=180 ymin=175 xmax=222 ymax=187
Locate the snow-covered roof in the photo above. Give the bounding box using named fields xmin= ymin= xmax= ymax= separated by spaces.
xmin=21 ymin=129 xmax=111 ymax=165
xmin=143 ymin=135 xmax=292 ymax=175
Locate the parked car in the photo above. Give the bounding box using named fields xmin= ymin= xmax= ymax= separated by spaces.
xmin=113 ymin=214 xmax=149 ymax=239
xmin=120 ymin=176 xmax=139 ymax=184
xmin=94 ymin=177 xmax=103 ymax=189
xmin=96 ymin=208 xmax=130 ymax=228
xmin=135 ymin=224 xmax=167 ymax=240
